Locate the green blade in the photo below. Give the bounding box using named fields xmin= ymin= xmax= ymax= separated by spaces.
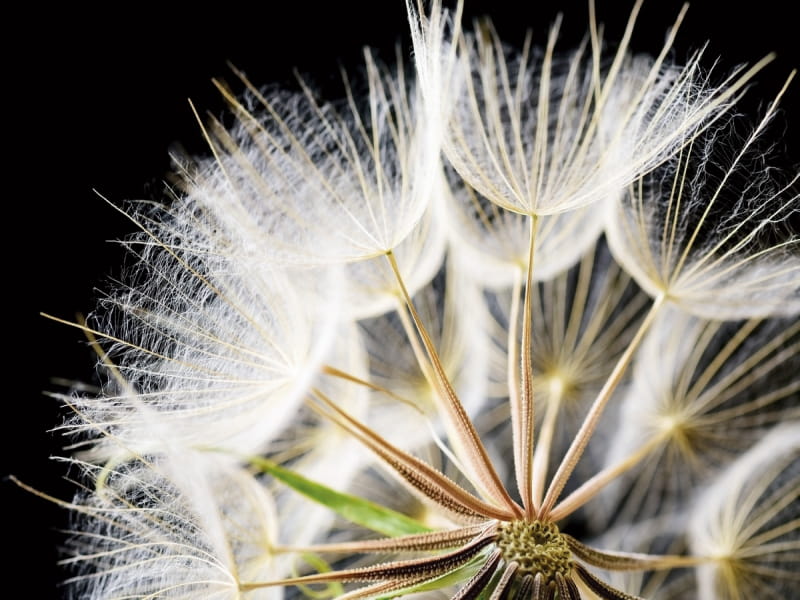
xmin=249 ymin=456 xmax=431 ymax=537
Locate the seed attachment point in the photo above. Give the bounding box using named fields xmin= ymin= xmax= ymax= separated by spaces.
xmin=496 ymin=520 xmax=573 ymax=583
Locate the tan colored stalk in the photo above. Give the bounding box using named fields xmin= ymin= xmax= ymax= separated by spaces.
xmin=386 ymin=250 xmax=523 ymax=516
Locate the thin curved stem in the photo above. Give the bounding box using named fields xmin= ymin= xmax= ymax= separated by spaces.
xmin=386 ymin=251 xmax=523 ymax=517
xmin=513 ymin=215 xmax=539 ymax=518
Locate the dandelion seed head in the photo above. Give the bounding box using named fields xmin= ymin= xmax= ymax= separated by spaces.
xmin=35 ymin=2 xmax=800 ymax=599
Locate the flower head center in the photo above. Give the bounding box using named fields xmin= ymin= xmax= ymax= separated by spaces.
xmin=496 ymin=520 xmax=573 ymax=583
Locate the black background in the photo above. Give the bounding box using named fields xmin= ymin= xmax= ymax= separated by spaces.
xmin=12 ymin=1 xmax=798 ymax=597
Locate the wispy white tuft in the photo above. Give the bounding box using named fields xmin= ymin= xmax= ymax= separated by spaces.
xmin=341 ymin=202 xmax=447 ymax=320
xmin=61 ymin=451 xmax=282 ymax=599
xmin=689 ymin=424 xmax=800 ymax=599
xmin=62 ymin=219 xmax=339 ymax=460
xmin=409 ymin=1 xmax=766 ymax=217
xmin=182 ymin=50 xmax=441 ymax=266
xmin=606 ymin=96 xmax=800 ymax=318
xmin=443 ymin=168 xmax=612 ymax=287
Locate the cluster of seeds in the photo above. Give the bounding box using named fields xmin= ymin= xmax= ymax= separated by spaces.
xmin=496 ymin=520 xmax=573 ymax=582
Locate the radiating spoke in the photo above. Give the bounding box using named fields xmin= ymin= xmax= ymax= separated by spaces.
xmin=239 ymin=527 xmax=497 ymax=590
xmin=489 ymin=562 xmax=519 ymax=600
xmin=312 ymin=390 xmax=515 ymax=521
xmin=512 ymin=216 xmax=539 ymax=517
xmin=281 ymin=525 xmax=488 ymax=555
xmin=452 ymin=549 xmax=502 ymax=600
xmin=386 ymin=250 xmax=523 ymax=516
xmin=572 ymin=563 xmax=646 ymax=600
xmin=565 ymin=535 xmax=704 ymax=571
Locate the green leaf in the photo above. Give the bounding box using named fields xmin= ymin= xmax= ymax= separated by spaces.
xmin=249 ymin=456 xmax=431 ymax=537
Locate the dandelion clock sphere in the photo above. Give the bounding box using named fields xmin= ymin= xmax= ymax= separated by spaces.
xmin=25 ymin=1 xmax=799 ymax=598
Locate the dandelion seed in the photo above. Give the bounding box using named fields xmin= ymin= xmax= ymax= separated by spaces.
xmin=184 ymin=50 xmax=440 ymax=267
xmin=42 ymin=451 xmax=282 ymax=599
xmin=689 ymin=424 xmax=800 ymax=599
xmin=51 ymin=255 xmax=339 ymax=461
xmin=409 ymin=0 xmax=767 ymax=217
xmin=605 ymin=94 xmax=800 ymax=318
xmin=592 ymin=310 xmax=800 ymax=527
